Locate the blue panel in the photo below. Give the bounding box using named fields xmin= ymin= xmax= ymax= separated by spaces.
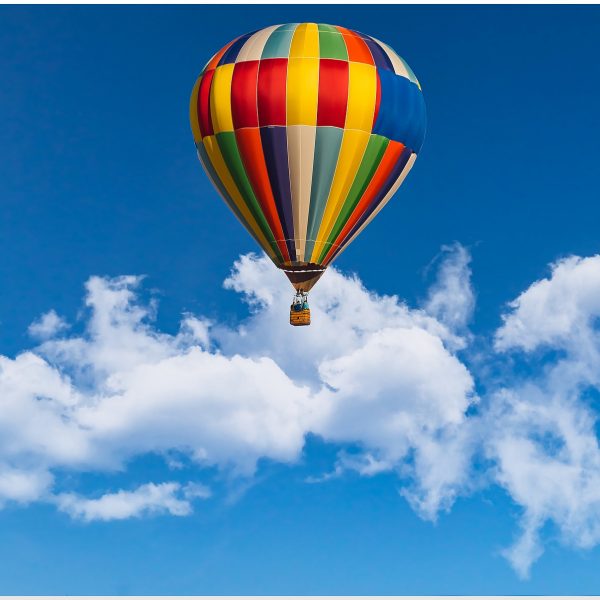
xmin=372 ymin=70 xmax=427 ymax=152
xmin=362 ymin=36 xmax=395 ymax=72
xmin=260 ymin=126 xmax=296 ymax=261
xmin=217 ymin=31 xmax=257 ymax=66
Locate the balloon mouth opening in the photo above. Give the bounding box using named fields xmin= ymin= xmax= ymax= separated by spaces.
xmin=279 ymin=264 xmax=326 ymax=293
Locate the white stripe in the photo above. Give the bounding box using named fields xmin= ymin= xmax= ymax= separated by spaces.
xmin=236 ymin=25 xmax=280 ymax=62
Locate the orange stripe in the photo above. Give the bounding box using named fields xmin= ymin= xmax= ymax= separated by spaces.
xmin=335 ymin=27 xmax=374 ymax=65
xmin=322 ymin=140 xmax=405 ymax=265
xmin=235 ymin=128 xmax=291 ymax=262
xmin=204 ymin=39 xmax=236 ymax=73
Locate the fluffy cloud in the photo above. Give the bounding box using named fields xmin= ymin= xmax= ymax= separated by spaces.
xmin=7 ymin=245 xmax=600 ymax=579
xmin=0 ymin=245 xmax=475 ymax=524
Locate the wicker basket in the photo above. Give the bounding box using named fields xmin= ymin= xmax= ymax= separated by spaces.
xmin=290 ymin=308 xmax=311 ymax=326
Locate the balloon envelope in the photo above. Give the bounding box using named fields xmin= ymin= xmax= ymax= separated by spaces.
xmin=190 ymin=23 xmax=426 ymax=292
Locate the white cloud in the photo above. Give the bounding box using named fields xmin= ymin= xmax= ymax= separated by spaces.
xmin=28 ymin=309 xmax=68 ymax=340
xmin=20 ymin=243 xmax=600 ymax=580
xmin=487 ymin=254 xmax=600 ymax=577
xmin=495 ymin=254 xmax=600 ymax=353
xmin=424 ymin=242 xmax=475 ymax=334
xmin=55 ymin=481 xmax=210 ymax=522
xmin=0 ymin=245 xmax=476 ymax=528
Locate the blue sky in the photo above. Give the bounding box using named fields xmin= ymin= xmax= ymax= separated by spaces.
xmin=2 ymin=5 xmax=600 ymax=595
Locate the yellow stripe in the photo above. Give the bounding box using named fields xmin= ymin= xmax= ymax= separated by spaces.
xmin=289 ymin=22 xmax=319 ymax=58
xmin=286 ymin=57 xmax=319 ymax=126
xmin=189 ymin=77 xmax=202 ymax=144
xmin=209 ymin=64 xmax=234 ymax=134
xmin=345 ymin=62 xmax=377 ymax=132
xmin=309 ymin=129 xmax=370 ymax=262
xmin=201 ymin=136 xmax=277 ymax=261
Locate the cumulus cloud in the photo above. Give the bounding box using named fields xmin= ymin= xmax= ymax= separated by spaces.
xmin=0 ymin=245 xmax=475 ymax=525
xmin=56 ymin=481 xmax=211 ymax=522
xmin=8 ymin=244 xmax=600 ymax=580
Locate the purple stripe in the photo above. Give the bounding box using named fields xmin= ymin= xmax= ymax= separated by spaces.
xmin=329 ymin=148 xmax=412 ymax=263
xmin=260 ymin=127 xmax=296 ymax=261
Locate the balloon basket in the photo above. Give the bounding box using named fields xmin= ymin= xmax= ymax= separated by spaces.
xmin=290 ymin=307 xmax=311 ymax=327
xmin=290 ymin=291 xmax=311 ymax=326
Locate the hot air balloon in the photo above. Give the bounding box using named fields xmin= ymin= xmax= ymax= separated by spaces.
xmin=190 ymin=23 xmax=426 ymax=326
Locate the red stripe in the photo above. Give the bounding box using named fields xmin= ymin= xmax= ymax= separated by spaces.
xmin=257 ymin=58 xmax=287 ymax=127
xmin=235 ymin=128 xmax=291 ymax=262
xmin=317 ymin=59 xmax=348 ymax=128
xmin=322 ymin=141 xmax=405 ymax=265
xmin=231 ymin=61 xmax=259 ymax=129
xmin=198 ymin=69 xmax=215 ymax=137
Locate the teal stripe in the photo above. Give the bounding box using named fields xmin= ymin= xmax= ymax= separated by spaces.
xmin=304 ymin=127 xmax=343 ymax=262
xmin=261 ymin=23 xmax=298 ymax=59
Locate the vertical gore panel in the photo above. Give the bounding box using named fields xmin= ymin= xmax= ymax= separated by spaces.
xmin=260 ymin=127 xmax=296 ymax=260
xmin=203 ymin=135 xmax=282 ymax=262
xmin=336 ymin=26 xmax=374 ymax=64
xmin=231 ymin=60 xmax=259 ymax=129
xmin=257 ymin=58 xmax=287 ymax=126
xmin=304 ymin=126 xmax=343 ymax=261
xmin=317 ymin=59 xmax=349 ymax=128
xmin=210 ymin=64 xmax=235 ymax=134
xmin=287 ymin=58 xmax=319 ymax=126
xmin=345 ymin=62 xmax=377 ymax=131
xmin=318 ymin=24 xmax=348 ymax=60
xmin=215 ymin=131 xmax=286 ymax=261
xmin=311 ymin=128 xmax=370 ymax=262
xmin=289 ymin=22 xmax=320 ymax=58
xmin=198 ymin=69 xmax=215 ymax=137
xmin=261 ymin=24 xmax=297 ymax=59
xmin=287 ymin=125 xmax=317 ymax=262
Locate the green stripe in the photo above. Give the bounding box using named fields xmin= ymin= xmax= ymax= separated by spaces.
xmin=215 ymin=132 xmax=283 ymax=262
xmin=318 ymin=26 xmax=348 ymax=60
xmin=304 ymin=127 xmax=343 ymax=262
xmin=317 ymin=134 xmax=389 ymax=264
xmin=262 ymin=24 xmax=298 ymax=59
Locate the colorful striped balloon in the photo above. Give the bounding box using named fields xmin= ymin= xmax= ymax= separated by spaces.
xmin=190 ymin=23 xmax=426 ymax=292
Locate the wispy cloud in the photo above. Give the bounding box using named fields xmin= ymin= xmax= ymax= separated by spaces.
xmin=55 ymin=481 xmax=211 ymax=522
